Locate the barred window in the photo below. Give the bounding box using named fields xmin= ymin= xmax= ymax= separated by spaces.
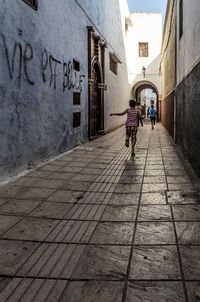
xmin=139 ymin=42 xmax=148 ymax=57
xmin=23 ymin=0 xmax=38 ymax=10
xmin=73 ymin=112 xmax=81 ymax=128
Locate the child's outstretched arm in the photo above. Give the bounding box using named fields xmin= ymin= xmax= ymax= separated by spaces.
xmin=110 ymin=109 xmax=128 ymax=116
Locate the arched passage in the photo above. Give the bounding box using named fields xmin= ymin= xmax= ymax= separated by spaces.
xmin=131 ymin=81 xmax=160 ymax=120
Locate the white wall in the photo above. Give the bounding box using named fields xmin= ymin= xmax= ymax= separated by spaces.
xmin=177 ymin=0 xmax=200 ymax=84
xmin=126 ymin=13 xmax=162 ymax=94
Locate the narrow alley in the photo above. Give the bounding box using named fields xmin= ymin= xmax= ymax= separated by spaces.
xmin=0 ymin=123 xmax=199 ymax=301
xmin=1 ymin=0 xmax=200 ymax=301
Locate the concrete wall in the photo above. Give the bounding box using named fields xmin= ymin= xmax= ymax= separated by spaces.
xmin=0 ymin=0 xmax=131 ymax=181
xmin=160 ymin=0 xmax=176 ymax=138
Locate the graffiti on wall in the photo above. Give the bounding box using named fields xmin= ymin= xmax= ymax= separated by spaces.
xmin=0 ymin=34 xmax=85 ymax=91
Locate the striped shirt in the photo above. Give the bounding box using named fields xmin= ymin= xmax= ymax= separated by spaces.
xmin=126 ymin=108 xmax=139 ymax=127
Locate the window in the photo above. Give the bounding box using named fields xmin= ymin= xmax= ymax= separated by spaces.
xmin=73 ymin=59 xmax=80 ymax=71
xmin=73 ymin=112 xmax=81 ymax=128
xmin=73 ymin=92 xmax=81 ymax=105
xmin=23 ymin=0 xmax=38 ymax=10
xmin=179 ymin=0 xmax=183 ymax=39
xmin=139 ymin=42 xmax=148 ymax=57
xmin=110 ymin=56 xmax=117 ymax=75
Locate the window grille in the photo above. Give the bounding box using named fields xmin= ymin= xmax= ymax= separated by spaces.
xmin=73 ymin=112 xmax=81 ymax=128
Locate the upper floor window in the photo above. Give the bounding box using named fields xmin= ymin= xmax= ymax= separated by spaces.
xmin=22 ymin=0 xmax=38 ymax=10
xmin=139 ymin=42 xmax=148 ymax=57
xmin=179 ymin=0 xmax=183 ymax=39
xmin=110 ymin=56 xmax=118 ymax=75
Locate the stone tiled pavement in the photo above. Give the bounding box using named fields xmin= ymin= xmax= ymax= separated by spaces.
xmin=0 ymin=123 xmax=200 ymax=301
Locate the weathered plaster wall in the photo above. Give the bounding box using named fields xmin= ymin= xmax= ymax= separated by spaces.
xmin=176 ymin=0 xmax=200 ymax=84
xmin=176 ymin=61 xmax=200 ymax=177
xmin=160 ymin=0 xmax=176 ymax=138
xmin=0 ymin=0 xmax=131 ymax=181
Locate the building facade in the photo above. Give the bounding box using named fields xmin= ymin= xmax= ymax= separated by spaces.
xmin=127 ymin=13 xmax=162 ymax=116
xmin=161 ymin=0 xmax=200 ymax=176
xmin=0 ymin=0 xmax=131 ymax=182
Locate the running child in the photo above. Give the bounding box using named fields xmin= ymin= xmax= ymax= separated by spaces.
xmin=110 ymin=99 xmax=140 ymax=156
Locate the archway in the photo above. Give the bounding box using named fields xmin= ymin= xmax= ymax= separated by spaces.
xmin=131 ymin=81 xmax=160 ymax=120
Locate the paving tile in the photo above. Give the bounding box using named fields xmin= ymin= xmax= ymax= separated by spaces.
xmin=138 ymin=205 xmax=172 ymax=221
xmin=0 ymin=186 xmax=25 ymax=198
xmin=167 ymin=176 xmax=191 ymax=184
xmin=114 ymin=183 xmax=141 ymax=193
xmin=63 ymin=204 xmax=106 ymax=220
xmin=122 ymin=170 xmax=144 ymax=176
xmin=126 ymin=281 xmax=185 ymax=302
xmin=140 ymin=192 xmax=166 ymax=204
xmin=146 ymin=165 xmax=164 ymax=170
xmin=186 ymin=282 xmax=200 ymax=302
xmin=168 ymin=184 xmax=193 ymax=191
xmin=81 ymin=168 xmax=104 ymax=175
xmin=108 ymin=193 xmax=140 ymax=205
xmin=118 ymin=176 xmax=143 ymax=184
xmin=0 ymin=199 xmax=41 ymax=215
xmin=101 ymin=205 xmax=137 ymax=221
xmin=80 ymin=192 xmax=112 ymax=204
xmin=47 ymin=190 xmax=84 ymax=203
xmin=142 ymin=183 xmax=167 ymax=193
xmin=60 ymin=281 xmax=124 ymax=302
xmin=90 ymin=222 xmax=134 ymax=244
xmin=176 ymin=222 xmax=200 ymax=244
xmin=180 ymin=246 xmax=200 ymax=280
xmin=2 ymin=217 xmax=58 ymax=241
xmin=59 ymin=166 xmax=83 ymax=173
xmin=31 ymin=178 xmax=66 ymax=189
xmin=27 ymin=170 xmax=52 ymax=178
xmin=16 ymin=187 xmax=56 ymax=200
xmin=129 ymin=246 xmax=181 ymax=280
xmin=143 ymin=176 xmax=166 ymax=184
xmin=135 ymin=222 xmax=175 ymax=244
xmin=167 ymin=190 xmax=200 ymax=204
xmin=47 ymin=171 xmax=75 ymax=180
xmin=29 ymin=202 xmax=74 ymax=219
xmin=67 ymin=161 xmax=89 ymax=167
xmin=144 ymin=170 xmax=165 ymax=176
xmin=166 ymin=169 xmax=188 ymax=176
xmin=172 ymin=205 xmax=200 ymax=221
xmin=45 ymin=220 xmax=98 ymax=243
xmin=12 ymin=177 xmax=39 ymax=187
xmin=0 ymin=216 xmax=21 ymax=236
xmin=39 ymin=164 xmax=62 ymax=172
xmin=0 ymin=240 xmax=38 ymax=275
xmin=17 ymin=243 xmax=85 ymax=278
xmin=72 ymin=245 xmax=130 ymax=280
xmin=62 ymin=181 xmax=93 ymax=191
xmin=71 ymin=174 xmax=98 ymax=182
xmin=0 ymin=278 xmax=68 ymax=302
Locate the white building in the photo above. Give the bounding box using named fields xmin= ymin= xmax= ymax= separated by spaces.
xmin=126 ymin=13 xmax=162 ymax=115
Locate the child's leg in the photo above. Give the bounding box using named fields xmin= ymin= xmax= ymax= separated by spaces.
xmin=131 ymin=127 xmax=137 ymax=156
xmin=125 ymin=127 xmax=130 ymax=147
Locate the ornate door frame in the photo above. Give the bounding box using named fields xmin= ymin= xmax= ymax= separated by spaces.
xmin=87 ymin=26 xmax=106 ymax=139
